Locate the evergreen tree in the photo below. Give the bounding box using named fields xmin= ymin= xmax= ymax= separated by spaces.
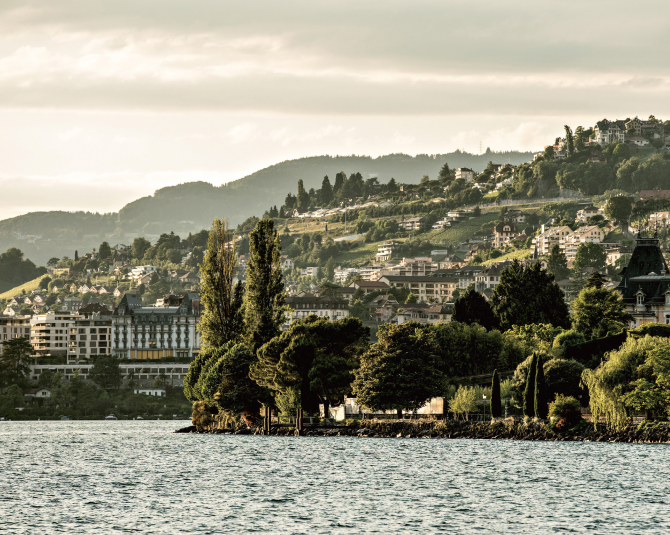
xmin=546 ymin=244 xmax=570 ymax=281
xmin=333 ymin=171 xmax=346 ymax=196
xmin=74 ymin=250 xmax=79 ymax=261
xmin=534 ymin=353 xmax=549 ymax=419
xmin=244 ymin=219 xmax=286 ymax=353
xmin=571 ymin=285 xmax=631 ymax=339
xmin=387 ymin=177 xmax=398 ymax=193
xmin=564 ymin=125 xmax=574 ymax=157
xmin=452 ymin=288 xmax=498 ymax=330
xmin=0 ymin=337 xmax=32 ymax=389
xmin=573 ymin=242 xmax=607 ymax=270
xmin=325 ymin=257 xmax=336 ymax=282
xmin=88 ymin=355 xmax=122 ymax=390
xmin=438 ymin=162 xmax=451 ymax=182
xmin=490 ymin=260 xmax=570 ymax=330
xmin=523 ymin=353 xmax=538 ymax=417
xmin=297 ymin=179 xmax=310 ymax=208
xmin=98 ymin=241 xmax=112 ymax=259
xmin=197 ymin=218 xmax=244 ymax=349
xmin=584 ymin=271 xmax=606 ymax=289
xmin=320 ymin=176 xmax=334 ymax=205
xmin=490 ymin=369 xmax=502 ymax=418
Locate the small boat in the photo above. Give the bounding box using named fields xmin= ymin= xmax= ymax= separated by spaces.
xmin=60 ymin=415 xmax=71 ymax=420
xmin=105 ymin=414 xmax=117 ymax=420
xmin=136 ymin=416 xmax=143 ymax=420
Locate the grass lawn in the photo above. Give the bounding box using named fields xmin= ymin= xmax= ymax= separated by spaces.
xmin=481 ymin=248 xmax=533 ymax=266
xmin=425 ymin=212 xmax=499 ymax=244
xmin=603 ymin=227 xmax=624 ymax=243
xmin=0 ymin=274 xmax=50 ymax=300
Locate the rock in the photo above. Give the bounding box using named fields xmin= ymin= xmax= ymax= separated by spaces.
xmin=234 ymin=427 xmax=252 ymax=435
xmin=174 ymin=425 xmax=197 ymax=433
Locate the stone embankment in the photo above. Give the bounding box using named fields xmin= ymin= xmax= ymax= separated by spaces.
xmin=176 ymin=419 xmax=670 ymax=443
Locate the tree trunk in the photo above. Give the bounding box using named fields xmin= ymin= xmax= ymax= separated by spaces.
xmin=396 ymin=408 xmax=402 ymax=420
xmin=323 ymin=400 xmax=330 ymax=419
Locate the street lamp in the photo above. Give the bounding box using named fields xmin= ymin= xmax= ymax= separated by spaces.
xmin=483 ymin=394 xmax=487 ymax=421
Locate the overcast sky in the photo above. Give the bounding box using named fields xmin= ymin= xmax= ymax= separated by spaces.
xmin=1 ymin=0 xmax=668 ymax=219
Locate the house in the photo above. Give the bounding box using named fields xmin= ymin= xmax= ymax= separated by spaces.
xmin=377 ymin=275 xmax=454 ymax=302
xmin=367 ymin=294 xmax=399 ymax=323
xmin=336 ymin=286 xmax=356 ymax=303
xmin=593 ymin=119 xmax=627 ymax=145
xmin=60 ymin=296 xmax=83 ymax=312
xmin=349 ymin=280 xmax=390 ymax=295
xmin=640 ymin=190 xmax=670 ymax=201
xmin=113 ymin=288 xmax=124 ymax=297
xmin=563 ymin=225 xmax=605 ymax=260
xmin=493 ymin=221 xmax=518 ymax=248
xmin=3 ymin=306 xmax=21 ymax=316
xmin=455 ymin=168 xmax=475 ymax=182
xmin=505 ymin=210 xmax=526 ymax=224
xmin=617 ymin=234 xmax=670 ymax=326
xmin=475 ymin=262 xmax=510 ymax=291
xmin=23 ymin=387 xmax=51 ymax=401
xmin=532 ymin=226 xmax=573 ymax=256
xmin=389 ymin=257 xmax=438 ymax=277
xmin=179 ymin=272 xmax=200 ymax=284
xmin=588 ymin=153 xmax=608 ymax=164
xmin=97 ymin=286 xmax=113 ymax=295
xmin=395 ymin=303 xmax=453 ymax=325
xmin=437 ymin=256 xmax=466 ymax=270
xmin=376 ymin=242 xmax=398 ymax=262
xmin=627 ymin=136 xmax=650 ymax=147
xmin=134 ymin=387 xmax=166 ymax=397
xmin=137 ymin=273 xmax=153 ymax=286
xmin=398 ymin=217 xmax=425 ymax=231
xmin=281 ymin=255 xmax=295 ymax=270
xmin=649 ymin=212 xmax=670 ymax=228
xmin=167 ymin=269 xmax=188 ymax=281
xmin=432 ymin=266 xmax=485 ymax=289
xmin=465 ymin=243 xmax=491 ymax=261
xmin=334 ymin=267 xmax=360 ymax=284
xmin=50 ymin=284 xmax=67 ymax=293
xmin=78 ymin=284 xmax=91 ymax=293
xmin=576 ymin=205 xmax=600 ymax=222
xmin=284 ymin=296 xmax=350 ymax=327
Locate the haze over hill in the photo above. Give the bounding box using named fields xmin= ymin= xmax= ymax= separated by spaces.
xmin=0 ymin=150 xmax=532 ymax=265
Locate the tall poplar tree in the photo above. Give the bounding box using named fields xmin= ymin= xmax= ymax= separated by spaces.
xmin=564 ymin=125 xmax=574 ymax=157
xmin=320 ymin=176 xmax=334 ymax=205
xmin=534 ymin=353 xmax=549 ymax=419
xmin=490 ymin=369 xmax=502 ymax=418
xmin=297 ymin=180 xmax=310 ymax=208
xmin=333 ymin=172 xmax=346 ymax=196
xmin=523 ymin=353 xmax=538 ymax=417
xmin=244 ymin=219 xmax=286 ymax=353
xmin=197 ymin=218 xmax=244 ymax=349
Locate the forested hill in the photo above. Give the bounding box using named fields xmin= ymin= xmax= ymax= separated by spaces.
xmin=0 ymin=150 xmax=534 ymax=238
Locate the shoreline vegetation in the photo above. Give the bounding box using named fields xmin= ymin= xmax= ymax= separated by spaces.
xmin=175 ymin=418 xmax=670 ymax=444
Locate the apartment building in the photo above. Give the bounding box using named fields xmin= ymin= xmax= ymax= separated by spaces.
xmin=396 ymin=303 xmax=453 ymax=325
xmin=30 ymin=313 xmax=79 ymax=357
xmin=377 ymin=275 xmax=457 ymax=302
xmin=563 ymin=225 xmax=605 ymax=260
xmin=284 ymin=295 xmax=350 ymax=327
xmin=375 ymin=241 xmax=398 ymax=262
xmin=112 ymin=292 xmax=202 ymax=360
xmin=455 ymin=168 xmax=475 ymax=182
xmin=398 ymin=217 xmax=425 ymax=231
xmin=391 ymin=257 xmax=439 ymax=277
xmin=0 ymin=315 xmax=32 ymax=354
xmin=475 ymin=262 xmax=510 ymax=291
xmin=532 ymin=226 xmax=573 ymax=255
xmin=29 ymin=363 xmax=191 ymax=387
xmin=649 ymin=212 xmax=670 ymax=228
xmin=68 ymin=303 xmax=113 ymax=362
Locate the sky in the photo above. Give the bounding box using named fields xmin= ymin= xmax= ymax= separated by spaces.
xmin=1 ymin=0 xmax=668 ymax=219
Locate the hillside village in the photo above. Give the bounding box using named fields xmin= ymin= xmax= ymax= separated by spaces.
xmin=3 ymin=115 xmax=670 ymax=413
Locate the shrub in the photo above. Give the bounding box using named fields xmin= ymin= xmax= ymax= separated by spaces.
xmin=276 ymin=386 xmax=301 ymax=423
xmin=549 ymin=394 xmax=582 ymax=418
xmin=543 ymin=358 xmax=586 ymax=401
xmin=553 ymin=329 xmax=586 ymax=350
xmin=448 ymin=386 xmax=478 ymax=420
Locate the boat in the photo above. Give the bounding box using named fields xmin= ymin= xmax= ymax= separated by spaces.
xmin=105 ymin=414 xmax=117 ymax=420
xmin=136 ymin=416 xmax=143 ymax=420
xmin=60 ymin=416 xmax=71 ymax=420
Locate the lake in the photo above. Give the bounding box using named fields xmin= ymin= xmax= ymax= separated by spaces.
xmin=1 ymin=421 xmax=668 ymax=534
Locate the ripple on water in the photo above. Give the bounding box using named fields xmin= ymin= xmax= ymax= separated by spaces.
xmin=1 ymin=421 xmax=670 ymax=534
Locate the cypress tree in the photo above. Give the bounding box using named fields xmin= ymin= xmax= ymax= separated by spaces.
xmin=490 ymin=369 xmax=502 ymax=418
xmin=244 ymin=219 xmax=286 ymax=354
xmin=197 ymin=218 xmax=244 ymax=349
xmin=534 ymin=353 xmax=549 ymax=419
xmin=523 ymin=353 xmax=537 ymax=417
xmin=297 ymin=179 xmax=310 ymax=208
xmin=320 ymin=176 xmax=334 ymax=205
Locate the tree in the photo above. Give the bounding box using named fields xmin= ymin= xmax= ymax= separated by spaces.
xmin=584 ymin=271 xmax=606 ymax=289
xmin=387 ymin=177 xmax=398 ymax=193
xmin=573 ymin=242 xmax=607 ymax=271
xmin=353 ymin=322 xmax=443 ymax=418
xmin=197 ymin=218 xmax=244 ymax=349
xmin=452 ymin=289 xmax=498 ymax=330
xmin=490 ymin=260 xmax=571 ymax=331
xmin=605 ymin=196 xmax=632 ymax=227
xmin=324 ymin=257 xmax=336 ymax=282
xmin=88 ymin=355 xmax=122 ymax=390
xmin=404 ymin=293 xmax=418 ymax=304
xmin=320 ymin=176 xmax=334 ymax=205
xmin=438 ymin=162 xmax=451 ymax=183
xmin=543 ymin=358 xmax=585 ymax=401
xmin=297 ymin=179 xmax=310 ymax=208
xmin=74 ymin=250 xmax=79 ymax=261
xmin=534 ymin=353 xmax=549 ymax=419
xmin=564 ymin=125 xmax=574 ymax=157
xmin=131 ymin=237 xmax=151 ymax=260
xmin=47 ymin=257 xmax=60 ymax=269
xmin=333 ymin=172 xmax=346 ymax=196
xmin=523 ymin=352 xmax=538 ymax=417
xmin=546 ymin=244 xmax=570 ymax=281
xmin=448 ymin=386 xmax=478 ymax=420
xmin=98 ymin=241 xmax=112 ymax=259
xmin=490 ymin=369 xmax=502 ymax=417
xmin=0 ymin=337 xmax=33 ymax=389
xmin=39 ymin=276 xmax=52 ymax=291
xmin=244 ymin=219 xmax=286 ymax=353
xmin=252 ymin=316 xmax=368 ymax=414
xmin=571 ymin=286 xmax=631 ymax=339
xmin=318 ymin=282 xmax=340 ymax=297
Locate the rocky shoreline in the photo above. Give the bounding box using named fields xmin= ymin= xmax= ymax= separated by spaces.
xmin=175 ymin=419 xmax=670 ymax=443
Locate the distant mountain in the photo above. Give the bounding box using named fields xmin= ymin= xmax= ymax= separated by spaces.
xmin=0 ymin=150 xmax=533 ymax=264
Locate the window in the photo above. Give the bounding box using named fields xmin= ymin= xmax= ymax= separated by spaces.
xmin=637 ymin=294 xmax=644 ymax=305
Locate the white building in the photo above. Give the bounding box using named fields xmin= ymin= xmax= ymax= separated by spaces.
xmin=0 ymin=315 xmax=32 ymax=354
xmin=112 ymin=292 xmax=201 ymax=360
xmin=455 ymin=168 xmax=475 ymax=182
xmin=563 ymin=225 xmax=605 ymax=260
xmin=30 ymin=313 xmax=78 ymax=357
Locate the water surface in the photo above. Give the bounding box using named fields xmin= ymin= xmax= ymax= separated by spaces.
xmin=1 ymin=421 xmax=668 ymax=534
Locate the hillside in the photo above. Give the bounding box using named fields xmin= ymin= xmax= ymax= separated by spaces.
xmin=0 ymin=150 xmax=533 ymax=265
xmin=0 ymin=274 xmax=49 ymax=300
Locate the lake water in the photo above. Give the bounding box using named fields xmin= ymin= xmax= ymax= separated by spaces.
xmin=1 ymin=421 xmax=669 ymax=534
